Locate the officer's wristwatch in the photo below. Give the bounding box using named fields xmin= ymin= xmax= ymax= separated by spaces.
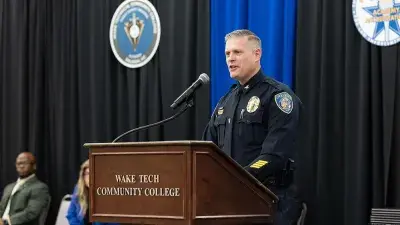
xmin=3 ymin=219 xmax=8 ymax=225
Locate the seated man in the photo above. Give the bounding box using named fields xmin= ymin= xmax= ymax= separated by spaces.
xmin=0 ymin=152 xmax=50 ymax=225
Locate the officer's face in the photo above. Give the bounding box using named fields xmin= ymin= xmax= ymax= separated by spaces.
xmin=225 ymin=36 xmax=261 ymax=84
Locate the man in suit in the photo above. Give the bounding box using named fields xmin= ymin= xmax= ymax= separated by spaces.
xmin=0 ymin=152 xmax=50 ymax=225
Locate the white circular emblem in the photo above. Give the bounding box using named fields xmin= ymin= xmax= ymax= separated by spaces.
xmin=352 ymin=0 xmax=400 ymax=46
xmin=110 ymin=0 xmax=161 ymax=68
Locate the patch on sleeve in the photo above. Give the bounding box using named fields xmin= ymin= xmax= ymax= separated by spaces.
xmin=274 ymin=92 xmax=293 ymax=114
xmin=250 ymin=160 xmax=268 ymax=169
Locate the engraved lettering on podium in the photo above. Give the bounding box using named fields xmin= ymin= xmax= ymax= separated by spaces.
xmin=96 ymin=174 xmax=181 ymax=197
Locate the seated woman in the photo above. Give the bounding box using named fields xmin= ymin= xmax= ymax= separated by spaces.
xmin=66 ymin=160 xmax=118 ymax=225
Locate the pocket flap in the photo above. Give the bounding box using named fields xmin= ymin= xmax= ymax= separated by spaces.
xmin=242 ymin=111 xmax=263 ymax=124
xmin=214 ymin=116 xmax=227 ymax=125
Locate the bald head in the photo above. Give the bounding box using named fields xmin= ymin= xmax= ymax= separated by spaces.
xmin=16 ymin=152 xmax=36 ymax=178
xmin=19 ymin=152 xmax=36 ymax=164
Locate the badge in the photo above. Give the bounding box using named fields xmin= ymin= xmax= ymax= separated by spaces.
xmin=217 ymin=107 xmax=224 ymax=115
xmin=109 ymin=0 xmax=161 ymax=68
xmin=274 ymin=92 xmax=293 ymax=114
xmin=246 ymin=96 xmax=260 ymax=113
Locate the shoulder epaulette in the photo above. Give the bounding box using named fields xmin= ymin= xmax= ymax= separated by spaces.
xmin=263 ymin=76 xmax=279 ymax=88
xmin=229 ymin=83 xmax=238 ymax=90
xmin=263 ymin=76 xmax=297 ymax=98
xmin=219 ymin=84 xmax=238 ymax=102
xmin=211 ymin=84 xmax=239 ymax=117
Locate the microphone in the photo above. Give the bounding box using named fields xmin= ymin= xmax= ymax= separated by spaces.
xmin=170 ymin=73 xmax=209 ymax=109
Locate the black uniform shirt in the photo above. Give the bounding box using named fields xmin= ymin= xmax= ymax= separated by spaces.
xmin=203 ymin=69 xmax=302 ymax=182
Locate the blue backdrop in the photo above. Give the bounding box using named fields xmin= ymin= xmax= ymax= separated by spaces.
xmin=210 ymin=0 xmax=297 ymax=110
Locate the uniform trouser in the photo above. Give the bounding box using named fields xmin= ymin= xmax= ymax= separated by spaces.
xmin=263 ymin=184 xmax=302 ymax=225
xmin=273 ymin=192 xmax=303 ymax=225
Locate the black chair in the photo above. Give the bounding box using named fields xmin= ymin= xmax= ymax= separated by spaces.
xmin=297 ymin=203 xmax=307 ymax=225
xmin=39 ymin=196 xmax=51 ymax=225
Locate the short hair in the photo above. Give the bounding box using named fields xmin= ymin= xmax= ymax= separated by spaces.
xmin=224 ymin=29 xmax=262 ymax=49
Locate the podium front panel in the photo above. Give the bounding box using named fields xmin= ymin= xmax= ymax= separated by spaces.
xmin=89 ymin=145 xmax=188 ymax=224
xmin=85 ymin=141 xmax=277 ymax=225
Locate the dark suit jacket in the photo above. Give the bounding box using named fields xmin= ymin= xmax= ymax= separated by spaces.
xmin=0 ymin=175 xmax=50 ymax=225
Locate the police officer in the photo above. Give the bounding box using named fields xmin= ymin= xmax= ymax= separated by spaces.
xmin=203 ymin=29 xmax=303 ymax=225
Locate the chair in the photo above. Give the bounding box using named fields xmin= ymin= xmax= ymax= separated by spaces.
xmin=370 ymin=208 xmax=400 ymax=224
xmin=39 ymin=196 xmax=51 ymax=225
xmin=297 ymin=202 xmax=307 ymax=225
xmin=55 ymin=194 xmax=72 ymax=225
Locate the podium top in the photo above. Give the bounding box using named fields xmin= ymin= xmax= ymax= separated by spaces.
xmin=84 ymin=140 xmax=217 ymax=147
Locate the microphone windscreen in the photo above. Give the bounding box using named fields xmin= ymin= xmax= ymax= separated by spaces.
xmin=199 ymin=73 xmax=210 ymax=84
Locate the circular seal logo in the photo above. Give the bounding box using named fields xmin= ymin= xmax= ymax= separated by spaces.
xmin=110 ymin=0 xmax=161 ymax=68
xmin=353 ymin=0 xmax=400 ymax=46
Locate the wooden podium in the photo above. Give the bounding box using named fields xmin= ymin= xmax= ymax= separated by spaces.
xmin=84 ymin=141 xmax=278 ymax=225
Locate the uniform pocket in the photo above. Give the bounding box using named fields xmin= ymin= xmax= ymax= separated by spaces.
xmin=238 ymin=110 xmax=265 ymax=144
xmin=214 ymin=116 xmax=227 ymax=147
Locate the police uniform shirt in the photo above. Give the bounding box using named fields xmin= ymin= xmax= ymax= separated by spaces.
xmin=203 ymin=69 xmax=302 ymax=183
